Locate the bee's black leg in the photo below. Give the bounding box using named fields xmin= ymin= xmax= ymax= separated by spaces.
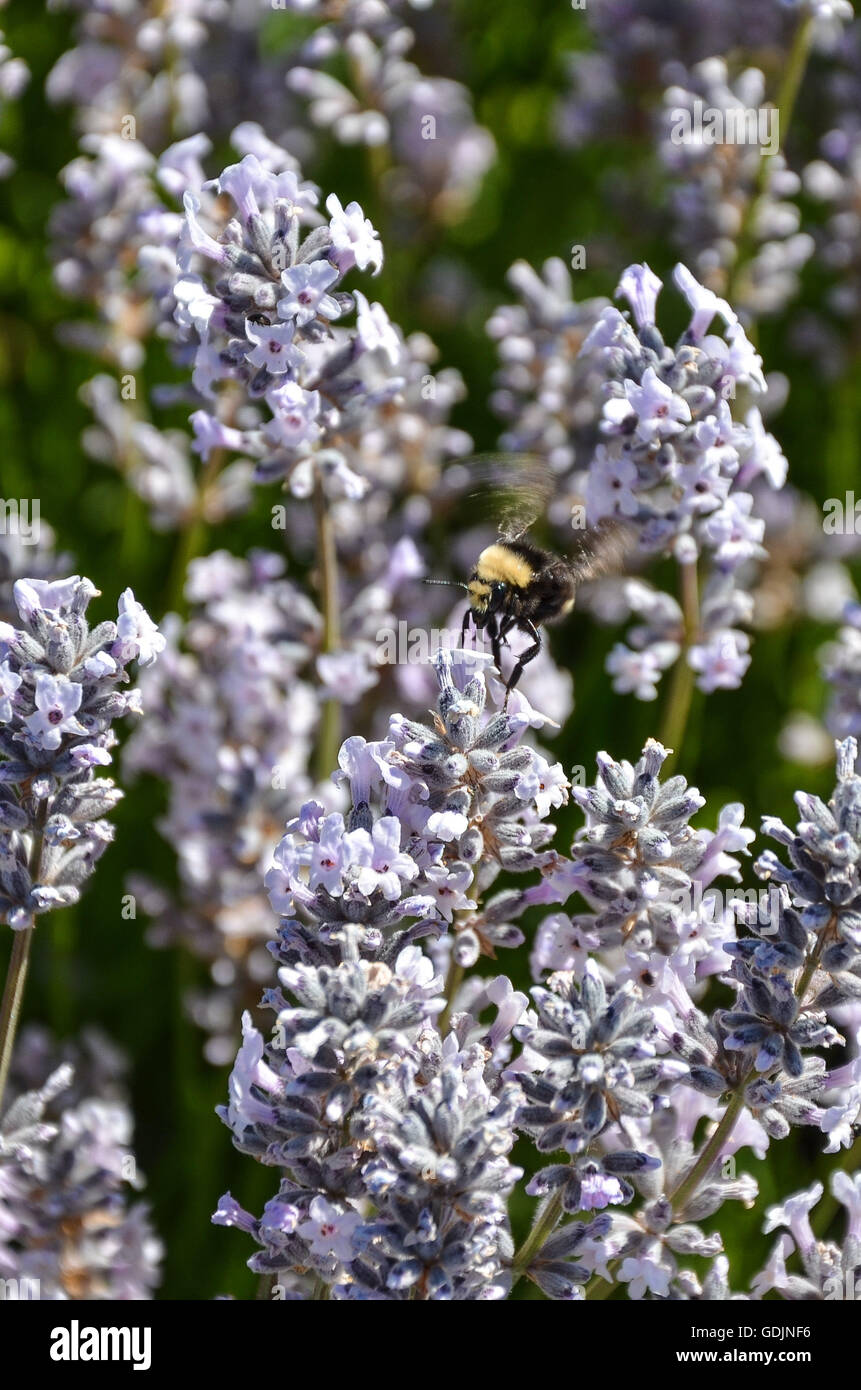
xmin=504 ymin=620 xmax=542 ymax=706
xmin=485 ymin=613 xmax=503 ymax=672
xmin=461 ymin=607 xmax=473 ymax=647
xmin=497 ymin=614 xmax=516 ymax=650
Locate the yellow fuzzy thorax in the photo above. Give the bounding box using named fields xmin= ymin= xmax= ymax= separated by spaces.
xmin=473 ymin=543 xmax=534 ymax=589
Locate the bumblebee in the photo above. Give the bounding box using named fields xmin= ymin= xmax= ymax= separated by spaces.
xmin=429 ymin=456 xmax=629 ymax=700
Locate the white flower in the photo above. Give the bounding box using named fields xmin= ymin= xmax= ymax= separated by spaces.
xmin=763 ymin=1181 xmax=823 ymax=1257
xmin=615 ymin=262 xmax=662 ymax=328
xmin=244 ymin=319 xmax=304 ymax=375
xmin=515 ymin=755 xmax=568 ymax=816
xmin=672 ymin=262 xmax=737 ymax=339
xmin=618 ymin=1252 xmax=672 ymax=1299
xmin=325 ymin=193 xmax=383 ymax=274
xmin=13 ymin=575 xmax=81 ymax=620
xmin=606 ymin=642 xmax=677 ymax=700
xmin=265 ymin=380 xmax=321 ymax=450
xmin=114 ymin=590 xmax=165 ymax=667
xmin=585 ymin=446 xmax=640 ymax=520
xmin=624 ymin=366 xmax=691 ymax=442
xmin=278 ymin=261 xmax=341 ymax=326
xmin=354 ymin=290 xmax=401 ymax=365
xmin=297 ymin=1196 xmax=361 ymax=1262
xmin=0 ymin=659 xmax=22 ymax=722
xmin=24 ymin=673 xmax=86 ymax=750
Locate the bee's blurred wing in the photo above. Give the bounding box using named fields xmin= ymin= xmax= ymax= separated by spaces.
xmin=569 ymin=517 xmax=636 ymax=583
xmin=463 ymin=453 xmax=555 ymax=540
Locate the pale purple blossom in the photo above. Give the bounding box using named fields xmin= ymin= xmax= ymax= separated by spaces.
xmin=1 ymin=571 xmax=161 ymax=930
xmin=113 ymin=589 xmax=166 ymax=667
xmin=354 ymin=290 xmax=401 ymax=365
xmin=279 ymin=261 xmax=341 ymax=327
xmin=297 ymin=1197 xmax=362 ymax=1262
xmin=577 ymin=263 xmax=787 ymax=700
xmin=325 ymin=194 xmax=383 ymax=275
xmin=245 ymin=320 xmax=304 ymax=376
xmin=0 ymin=659 xmax=21 ymax=722
xmin=24 ymin=674 xmax=86 ymax=751
xmin=265 ymin=381 xmax=322 ymax=450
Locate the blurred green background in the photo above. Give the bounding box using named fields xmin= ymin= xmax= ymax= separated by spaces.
xmin=0 ymin=0 xmax=855 ymax=1298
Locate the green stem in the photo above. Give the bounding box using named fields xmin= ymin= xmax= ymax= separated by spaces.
xmin=772 ymin=15 xmax=814 ymax=145
xmin=0 ymin=928 xmax=33 ymax=1113
xmin=668 ymin=1079 xmax=751 ymax=1217
xmin=313 ymin=479 xmax=342 ymax=782
xmin=658 ymin=560 xmax=699 ymax=773
xmin=664 ymin=907 xmax=829 ymax=1218
xmin=437 ymin=956 xmax=464 ymax=1037
xmin=118 ymin=484 xmax=148 ymax=575
xmin=585 ymin=1272 xmax=615 ymax=1299
xmin=164 ymin=444 xmax=226 ymax=616
xmin=510 ymin=1190 xmax=564 ymax=1290
xmin=581 ymin=1080 xmax=753 ymax=1299
xmin=726 ymin=13 xmax=814 ymax=302
xmin=438 ymin=860 xmax=484 ymax=1036
xmin=165 ymin=515 xmax=206 ymax=616
xmin=0 ymin=804 xmax=47 ymax=1112
xmin=587 ymin=898 xmax=833 ymax=1295
xmin=794 ymin=915 xmax=832 ymax=1008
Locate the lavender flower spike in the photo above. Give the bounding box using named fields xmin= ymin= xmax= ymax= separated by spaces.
xmin=0 ymin=574 xmax=163 ymax=930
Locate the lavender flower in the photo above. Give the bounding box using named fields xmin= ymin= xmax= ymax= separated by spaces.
xmin=555 ymin=0 xmax=845 ymax=151
xmin=348 ymin=1055 xmax=520 ymax=1299
xmin=755 ymin=736 xmax=861 ymax=1012
xmin=517 ymin=741 xmax=861 ymax=1299
xmin=215 ymin=654 xmax=569 ymax=1297
xmin=264 ymin=650 xmax=569 ymax=973
xmin=658 ymin=60 xmax=814 ymax=319
xmin=514 ymin=964 xmax=676 ymax=1214
xmin=0 ymin=1033 xmax=161 ymax=1300
xmin=124 ymin=544 xmax=434 ymax=1062
xmin=796 ymin=17 xmax=861 ymax=373
xmin=754 ymin=1171 xmax=861 ymax=1297
xmin=487 ymin=258 xmax=608 ymax=480
xmin=51 ymin=134 xmax=168 ymax=370
xmin=666 ymin=886 xmax=836 ymax=1145
xmin=122 ymin=550 xmax=319 ymax=1063
xmin=170 ymin=150 xmax=416 ymax=496
xmin=540 ymin=739 xmax=752 ymax=983
xmin=8 ymin=1022 xmax=127 ymax=1108
xmin=603 ymin=1199 xmax=724 ymax=1300
xmin=22 ymin=0 xmax=861 ymax=1313
xmin=0 ymin=574 xmax=162 ymax=930
xmin=581 ymin=262 xmax=787 ymax=698
xmin=47 ymin=0 xmax=289 ymax=150
xmin=288 ymin=20 xmax=495 ymax=222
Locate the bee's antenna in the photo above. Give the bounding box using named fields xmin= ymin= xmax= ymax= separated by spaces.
xmin=424 ymin=578 xmax=469 ymax=591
